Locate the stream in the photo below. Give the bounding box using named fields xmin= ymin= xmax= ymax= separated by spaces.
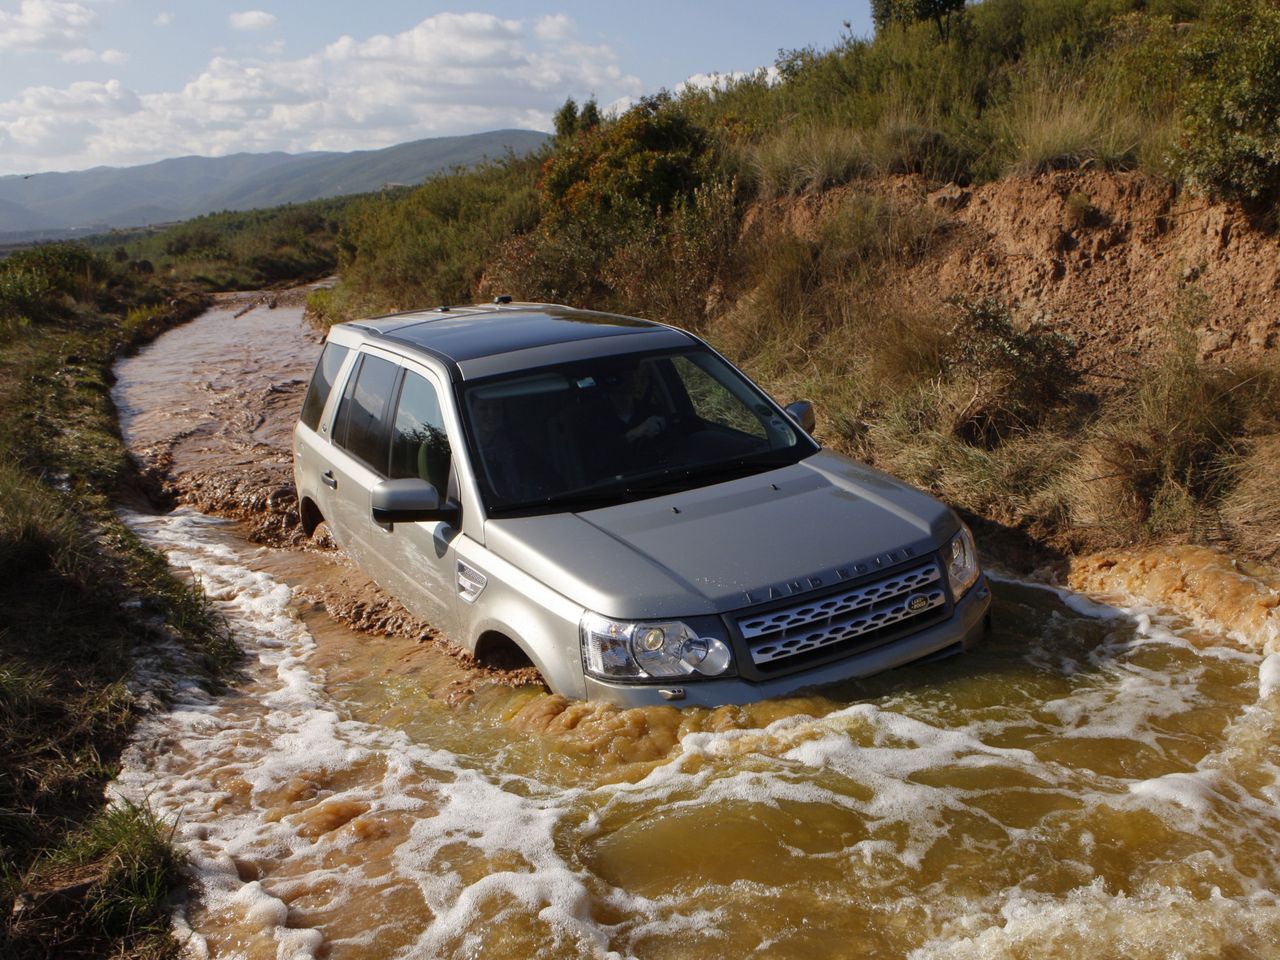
xmin=108 ymin=296 xmax=1280 ymax=959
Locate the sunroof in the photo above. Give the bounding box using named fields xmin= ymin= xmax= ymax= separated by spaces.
xmin=381 ymin=307 xmax=662 ymax=362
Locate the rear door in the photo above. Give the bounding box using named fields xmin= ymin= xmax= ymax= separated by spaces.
xmin=324 ymin=350 xmax=401 ymax=579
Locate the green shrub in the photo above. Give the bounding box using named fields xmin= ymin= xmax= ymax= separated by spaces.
xmin=335 ymin=158 xmax=539 ymax=312
xmin=541 ymin=94 xmax=716 ymax=225
xmin=943 ymin=297 xmax=1080 ymax=446
xmin=0 ymin=243 xmax=111 ymax=322
xmin=1179 ymin=0 xmax=1280 ymax=208
xmin=600 ymin=178 xmax=741 ymax=329
xmin=0 ymin=266 xmax=53 ymax=323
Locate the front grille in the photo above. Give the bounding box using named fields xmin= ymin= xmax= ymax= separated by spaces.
xmin=736 ymin=560 xmax=946 ymax=670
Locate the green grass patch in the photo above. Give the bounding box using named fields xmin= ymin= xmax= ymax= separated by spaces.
xmin=0 ymin=250 xmax=234 ymax=958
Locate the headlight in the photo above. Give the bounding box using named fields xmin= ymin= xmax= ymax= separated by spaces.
xmin=580 ymin=612 xmax=735 ymax=681
xmin=945 ymin=523 xmax=980 ymax=598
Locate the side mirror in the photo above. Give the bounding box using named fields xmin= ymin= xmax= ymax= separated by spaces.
xmin=785 ymin=400 xmax=816 ymax=434
xmin=371 ymin=478 xmax=459 ymax=526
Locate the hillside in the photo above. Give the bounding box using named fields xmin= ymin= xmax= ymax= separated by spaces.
xmin=0 ymin=129 xmax=549 ymax=239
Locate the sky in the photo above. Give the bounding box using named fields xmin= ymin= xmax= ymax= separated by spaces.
xmin=0 ymin=1 xmax=875 ymax=176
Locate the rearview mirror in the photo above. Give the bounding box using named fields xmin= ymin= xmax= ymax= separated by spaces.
xmin=371 ymin=478 xmax=459 ymax=526
xmin=785 ymin=400 xmax=816 ymax=434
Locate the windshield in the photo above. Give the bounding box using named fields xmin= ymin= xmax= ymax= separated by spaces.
xmin=460 ymin=347 xmax=818 ymax=513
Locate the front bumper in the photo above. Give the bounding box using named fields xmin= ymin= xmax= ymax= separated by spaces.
xmin=582 ymin=575 xmax=992 ymax=708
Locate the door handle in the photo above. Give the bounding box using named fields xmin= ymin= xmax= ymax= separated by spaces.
xmin=321 ymin=470 xmax=337 ymax=490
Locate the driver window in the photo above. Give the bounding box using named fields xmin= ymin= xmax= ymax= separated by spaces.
xmin=389 ymin=370 xmax=451 ymax=494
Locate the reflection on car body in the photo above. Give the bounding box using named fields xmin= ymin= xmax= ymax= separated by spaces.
xmin=293 ymin=302 xmax=991 ymax=707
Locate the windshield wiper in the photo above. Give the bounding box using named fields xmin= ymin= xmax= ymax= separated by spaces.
xmin=628 ymin=454 xmax=793 ymax=494
xmin=489 ymin=455 xmax=798 ymax=515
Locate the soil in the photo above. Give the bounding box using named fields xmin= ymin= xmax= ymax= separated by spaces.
xmin=743 ymin=170 xmax=1280 ymax=376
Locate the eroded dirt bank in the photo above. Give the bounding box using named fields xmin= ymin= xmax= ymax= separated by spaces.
xmin=744 ymin=170 xmax=1280 ymax=375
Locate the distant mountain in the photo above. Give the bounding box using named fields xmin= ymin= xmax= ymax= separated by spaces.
xmin=0 ymin=130 xmax=550 ymax=240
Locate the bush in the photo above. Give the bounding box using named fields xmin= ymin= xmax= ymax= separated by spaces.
xmin=990 ymin=58 xmax=1143 ymax=175
xmin=541 ymin=94 xmax=716 ymax=224
xmin=1179 ymin=0 xmax=1280 ymax=208
xmin=1066 ymin=290 xmax=1277 ymax=537
xmin=741 ymin=124 xmax=871 ymax=198
xmin=335 ymin=158 xmax=539 ymax=313
xmin=943 ymin=297 xmax=1080 ymax=446
xmin=0 ymin=243 xmax=113 ymax=325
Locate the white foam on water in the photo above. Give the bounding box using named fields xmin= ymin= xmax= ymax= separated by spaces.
xmin=909 ymin=879 xmax=1280 ymax=960
xmin=113 ymin=509 xmax=682 ymax=959
xmin=1260 ymin=653 xmax=1280 ymax=700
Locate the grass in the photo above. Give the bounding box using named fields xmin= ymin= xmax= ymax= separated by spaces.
xmin=740 ymin=124 xmax=871 ymax=198
xmin=0 ymin=254 xmax=237 ymax=959
xmin=991 ymin=64 xmax=1146 ymax=175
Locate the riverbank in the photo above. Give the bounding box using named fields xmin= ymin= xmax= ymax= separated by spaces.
xmin=0 ymin=271 xmax=238 ymax=959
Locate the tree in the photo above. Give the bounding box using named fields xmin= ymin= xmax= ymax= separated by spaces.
xmin=578 ymin=97 xmax=602 ymax=132
xmin=553 ymin=98 xmax=579 ymax=141
xmin=874 ymin=0 xmax=966 ymax=41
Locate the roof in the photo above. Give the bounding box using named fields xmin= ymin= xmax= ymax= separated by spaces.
xmin=346 ymin=302 xmax=695 ymax=381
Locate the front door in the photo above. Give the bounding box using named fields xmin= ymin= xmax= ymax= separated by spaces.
xmin=376 ymin=365 xmax=460 ymax=638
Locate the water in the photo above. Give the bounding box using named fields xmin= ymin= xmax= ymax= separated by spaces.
xmin=111 ymin=298 xmax=1280 ymax=959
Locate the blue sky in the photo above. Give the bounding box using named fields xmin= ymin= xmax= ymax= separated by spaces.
xmin=0 ymin=1 xmax=875 ymax=175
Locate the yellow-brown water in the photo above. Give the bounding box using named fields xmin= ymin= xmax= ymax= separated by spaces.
xmin=111 ymin=300 xmax=1280 ymax=959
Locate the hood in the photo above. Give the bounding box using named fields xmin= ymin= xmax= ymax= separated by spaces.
xmin=482 ymin=450 xmax=960 ymax=620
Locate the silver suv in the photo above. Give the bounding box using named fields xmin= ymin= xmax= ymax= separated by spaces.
xmin=293 ymin=302 xmax=991 ymax=706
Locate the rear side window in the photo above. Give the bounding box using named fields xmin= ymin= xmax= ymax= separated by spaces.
xmin=332 ymin=353 xmax=399 ymax=473
xmin=300 ymin=342 xmax=350 ymax=430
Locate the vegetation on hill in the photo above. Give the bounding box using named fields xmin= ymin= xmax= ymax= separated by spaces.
xmin=310 ymin=0 xmax=1280 ymax=565
xmin=0 ymin=243 xmax=236 ymax=958
xmin=87 ymin=193 xmax=372 ymax=290
xmin=0 ymin=129 xmax=550 ymax=238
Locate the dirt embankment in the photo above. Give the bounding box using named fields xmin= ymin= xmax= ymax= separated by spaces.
xmin=747 ymin=170 xmax=1280 ymax=375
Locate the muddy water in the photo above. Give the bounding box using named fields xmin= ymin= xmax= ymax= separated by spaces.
xmin=110 ymin=299 xmax=1280 ymax=959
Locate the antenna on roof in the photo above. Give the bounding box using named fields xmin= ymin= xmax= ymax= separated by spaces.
xmin=493 ymin=295 xmax=513 ymax=304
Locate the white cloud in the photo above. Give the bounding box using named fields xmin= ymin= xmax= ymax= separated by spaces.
xmin=0 ymin=0 xmax=95 ymax=52
xmin=61 ymin=46 xmax=127 ymax=64
xmin=154 ymin=12 xmax=173 ymax=27
xmin=674 ymin=66 xmax=780 ymax=96
xmin=230 ymin=10 xmax=277 ymax=32
xmin=534 ymin=14 xmax=573 ymax=40
xmin=0 ymin=12 xmax=645 ymax=174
